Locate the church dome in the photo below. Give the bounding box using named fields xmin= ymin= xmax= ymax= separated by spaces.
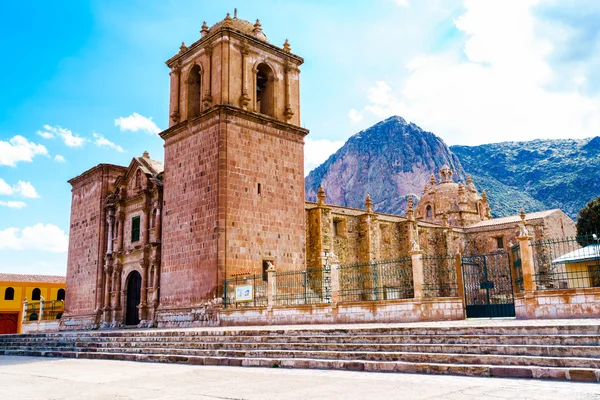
xmin=414 ymin=166 xmax=490 ymax=227
xmin=208 ymin=14 xmax=269 ymax=43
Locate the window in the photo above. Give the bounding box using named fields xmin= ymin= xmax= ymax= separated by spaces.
xmin=187 ymin=64 xmax=202 ymax=118
xmin=496 ymin=236 xmax=504 ymax=249
xmin=4 ymin=287 xmax=14 ymax=301
xmin=262 ymin=261 xmax=271 ymax=282
xmin=257 ymin=183 xmax=262 ymax=195
xmin=29 ymin=313 xmax=38 ymax=321
xmin=426 ymin=205 xmax=433 ymax=218
xmin=333 ymin=218 xmax=347 ymax=238
xmin=256 ymin=63 xmax=275 ymax=117
xmin=32 ymin=288 xmax=41 ymax=301
xmin=57 ymin=289 xmax=65 ymax=301
xmin=589 ymin=265 xmax=600 ymax=287
xmin=131 ymin=216 xmax=141 ymax=243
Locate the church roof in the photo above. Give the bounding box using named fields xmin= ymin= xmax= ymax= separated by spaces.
xmin=0 ymin=273 xmax=65 ymax=284
xmin=209 ymin=16 xmax=268 ymax=43
xmin=465 ymin=209 xmax=561 ymax=229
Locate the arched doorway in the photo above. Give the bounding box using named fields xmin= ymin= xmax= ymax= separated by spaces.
xmin=125 ymin=271 xmax=142 ymax=325
xmin=0 ymin=314 xmax=18 ymax=334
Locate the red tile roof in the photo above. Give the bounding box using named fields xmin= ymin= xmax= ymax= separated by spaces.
xmin=0 ymin=273 xmax=65 ymax=284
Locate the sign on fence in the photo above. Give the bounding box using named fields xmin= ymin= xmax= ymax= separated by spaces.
xmin=234 ymin=284 xmax=254 ymax=302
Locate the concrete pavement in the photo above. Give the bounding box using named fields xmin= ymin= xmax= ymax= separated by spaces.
xmin=0 ymin=356 xmax=599 ymax=400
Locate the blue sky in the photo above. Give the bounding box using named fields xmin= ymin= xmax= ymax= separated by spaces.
xmin=1 ymin=0 xmax=599 ymax=275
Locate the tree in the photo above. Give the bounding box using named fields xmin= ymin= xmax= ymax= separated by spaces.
xmin=576 ymin=196 xmax=600 ymax=236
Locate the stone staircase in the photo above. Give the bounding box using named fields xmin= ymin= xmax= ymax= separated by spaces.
xmin=1 ymin=323 xmax=599 ymax=382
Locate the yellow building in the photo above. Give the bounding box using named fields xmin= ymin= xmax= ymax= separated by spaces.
xmin=0 ymin=274 xmax=66 ymax=334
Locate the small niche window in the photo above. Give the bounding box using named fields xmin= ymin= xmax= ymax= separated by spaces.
xmin=187 ymin=64 xmax=202 ymax=118
xmin=131 ymin=216 xmax=141 ymax=243
xmin=333 ymin=218 xmax=347 ymax=238
xmin=496 ymin=236 xmax=504 ymax=249
xmin=381 ymin=224 xmax=391 ymax=244
xmin=4 ymin=287 xmax=14 ymax=301
xmin=257 ymin=183 xmax=262 ymax=195
xmin=32 ymin=288 xmax=41 ymax=301
xmin=57 ymin=288 xmax=65 ymax=301
xmin=262 ymin=260 xmax=272 ymax=282
xmin=426 ymin=205 xmax=433 ymax=218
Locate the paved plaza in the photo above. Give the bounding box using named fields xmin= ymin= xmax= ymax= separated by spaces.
xmin=0 ymin=355 xmax=599 ymax=400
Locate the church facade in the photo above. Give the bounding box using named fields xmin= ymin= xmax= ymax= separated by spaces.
xmin=61 ymin=15 xmax=576 ymax=330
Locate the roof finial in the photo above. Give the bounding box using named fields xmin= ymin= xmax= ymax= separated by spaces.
xmin=520 ymin=208 xmax=526 ymax=223
xmin=200 ymin=21 xmax=209 ymax=37
xmin=234 ymin=8 xmax=238 ymax=19
xmin=365 ymin=194 xmax=373 ymax=213
xmin=430 ymin=174 xmax=436 ymax=186
xmin=223 ymin=12 xmax=233 ymax=26
xmin=283 ymin=39 xmax=291 ymax=53
xmin=142 ymin=151 xmax=150 ymax=159
xmin=317 ymin=186 xmax=326 ymax=206
xmin=253 ymin=19 xmax=263 ymax=36
xmin=179 ymin=41 xmax=187 ymax=53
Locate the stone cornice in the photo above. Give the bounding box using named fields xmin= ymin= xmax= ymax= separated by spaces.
xmin=159 ymin=104 xmax=309 ymax=142
xmin=68 ymin=164 xmax=127 ymax=188
xmin=165 ymin=27 xmax=303 ymax=68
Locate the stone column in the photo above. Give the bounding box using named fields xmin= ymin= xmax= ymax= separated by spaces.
xmin=411 ymin=250 xmax=424 ymax=299
xmin=519 ymin=235 xmax=535 ymax=292
xmin=143 ymin=200 xmax=151 ymax=246
xmin=117 ymin=211 xmax=125 ymax=252
xmin=140 ymin=262 xmax=148 ymax=320
xmin=106 ymin=208 xmax=115 ymax=254
xmin=154 ymin=207 xmax=162 ymax=239
xmin=330 ymin=256 xmax=340 ymax=307
xmin=22 ymin=298 xmax=28 ymax=323
xmin=267 ymin=263 xmax=276 ymax=308
xmin=112 ymin=263 xmax=123 ymax=325
xmin=169 ymin=64 xmax=181 ymax=125
xmin=103 ymin=264 xmax=113 ymax=320
xmin=39 ymin=296 xmax=44 ymax=323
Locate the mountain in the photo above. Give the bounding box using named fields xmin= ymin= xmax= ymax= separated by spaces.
xmin=305 ymin=116 xmax=466 ymax=215
xmin=305 ymin=116 xmax=600 ymax=220
xmin=450 ymin=138 xmax=600 ymax=219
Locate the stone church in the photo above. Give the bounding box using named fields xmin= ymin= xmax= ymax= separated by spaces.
xmin=62 ymin=14 xmax=575 ymax=330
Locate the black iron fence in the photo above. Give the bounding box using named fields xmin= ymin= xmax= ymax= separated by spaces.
xmin=422 ymin=254 xmax=458 ymax=298
xmin=532 ymin=234 xmax=600 ymax=290
xmin=222 ymin=275 xmax=268 ymax=309
xmin=24 ymin=300 xmax=64 ymax=321
xmin=338 ymin=257 xmax=413 ymax=302
xmin=274 ymin=267 xmax=331 ymax=306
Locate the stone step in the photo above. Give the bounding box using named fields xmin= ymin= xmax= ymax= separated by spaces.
xmin=2 ymin=324 xmax=600 ymax=339
xmin=3 ymin=341 xmax=598 ymax=358
xmin=3 ymin=334 xmax=600 ymax=346
xmin=4 ymin=345 xmax=600 ymax=369
xmin=1 ymin=349 xmax=598 ymax=382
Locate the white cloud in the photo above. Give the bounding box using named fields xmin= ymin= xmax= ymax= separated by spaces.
xmin=394 ymin=0 xmax=409 ymax=7
xmin=93 ymin=132 xmax=125 ymax=152
xmin=0 ymin=224 xmax=68 ymax=253
xmin=350 ymin=0 xmax=600 ymax=145
xmin=0 ymin=201 xmax=26 ymax=209
xmin=0 ymin=135 xmax=48 ymax=166
xmin=39 ymin=125 xmax=87 ymax=147
xmin=304 ymin=137 xmax=345 ymax=176
xmin=0 ymin=179 xmax=39 ymax=199
xmin=348 ymin=109 xmax=364 ymax=124
xmin=54 ymin=155 xmax=66 ymax=163
xmin=115 ymin=112 xmax=161 ymax=135
xmin=36 ymin=130 xmax=55 ymax=139
xmin=15 ymin=181 xmax=39 ymax=198
xmin=0 ymin=179 xmax=13 ymax=195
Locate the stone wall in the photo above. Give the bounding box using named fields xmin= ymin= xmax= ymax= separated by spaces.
xmin=63 ymin=164 xmax=125 ymax=329
xmin=219 ymin=298 xmax=464 ymax=326
xmin=515 ymin=288 xmax=600 ymax=319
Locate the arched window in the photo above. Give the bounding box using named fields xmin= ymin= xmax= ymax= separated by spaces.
xmin=187 ymin=64 xmax=202 ymax=119
xmin=4 ymin=287 xmax=14 ymax=301
xmin=29 ymin=313 xmax=38 ymax=321
xmin=57 ymin=289 xmax=65 ymax=301
xmin=426 ymin=205 xmax=433 ymax=218
xmin=32 ymin=288 xmax=41 ymax=301
xmin=256 ymin=63 xmax=275 ymax=117
xmin=56 ymin=313 xmax=63 ymax=320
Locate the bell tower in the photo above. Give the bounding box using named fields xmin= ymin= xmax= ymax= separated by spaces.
xmin=159 ymin=12 xmax=308 ymax=312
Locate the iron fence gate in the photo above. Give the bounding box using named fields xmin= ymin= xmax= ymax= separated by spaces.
xmin=462 ymin=252 xmax=515 ymax=318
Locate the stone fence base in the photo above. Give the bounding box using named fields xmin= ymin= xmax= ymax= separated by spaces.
xmin=60 ymin=313 xmax=99 ymax=331
xmin=22 ymin=320 xmax=61 ymax=333
xmin=515 ymin=287 xmax=600 ymax=319
xmin=219 ymin=297 xmax=464 ymax=326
